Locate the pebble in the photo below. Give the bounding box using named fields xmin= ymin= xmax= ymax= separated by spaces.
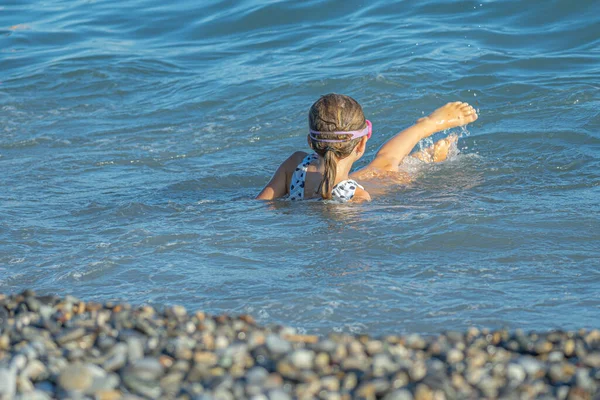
xmin=267 ymin=389 xmax=292 ymax=400
xmin=126 ymin=358 xmax=164 ymax=381
xmin=102 ymin=343 xmax=128 ymax=371
xmin=0 ymin=368 xmax=17 ymax=399
xmin=16 ymin=392 xmax=50 ymax=400
xmin=446 ymin=348 xmax=463 ymax=363
xmin=55 ymin=327 xmax=85 ymax=345
xmin=127 ymin=337 xmax=145 ymax=362
xmin=122 ymin=360 xmax=162 ymax=399
xmin=22 ymin=360 xmax=48 ymax=381
xmin=266 ymin=335 xmax=292 ymax=354
xmin=0 ymin=292 xmax=598 ymax=399
xmin=289 ymin=349 xmax=314 ymax=370
xmin=583 ymin=353 xmax=600 ymax=368
xmin=383 ymin=389 xmax=413 ymax=400
xmin=405 ymin=334 xmax=426 ymax=350
xmin=246 ymin=367 xmax=269 ymax=384
xmin=57 ymin=363 xmax=93 ymax=392
xmin=507 ymin=363 xmax=526 ymax=384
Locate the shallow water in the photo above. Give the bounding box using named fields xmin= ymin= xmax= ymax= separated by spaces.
xmin=1 ymin=0 xmax=599 ymax=336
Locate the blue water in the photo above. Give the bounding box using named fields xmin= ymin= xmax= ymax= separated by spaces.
xmin=1 ymin=0 xmax=599 ymax=335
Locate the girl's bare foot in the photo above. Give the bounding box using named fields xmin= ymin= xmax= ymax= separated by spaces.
xmin=410 ymin=135 xmax=457 ymax=163
xmin=417 ymin=102 xmax=478 ymax=131
xmin=433 ymin=134 xmax=457 ymax=162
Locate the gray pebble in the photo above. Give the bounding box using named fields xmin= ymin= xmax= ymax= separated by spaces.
xmin=507 ymin=363 xmax=526 ymax=384
xmin=405 ymin=334 xmax=426 ymax=350
xmin=409 ymin=361 xmax=427 ymax=381
xmin=127 ymin=358 xmax=164 ymax=381
xmin=266 ymin=335 xmax=291 ymax=354
xmin=0 ymin=308 xmax=9 ymax=329
xmin=102 ymin=343 xmax=128 ymax=372
xmin=38 ymin=305 xmax=54 ymax=321
xmin=22 ymin=360 xmax=48 ymax=382
xmin=583 ymin=353 xmax=600 ymax=368
xmin=575 ymin=368 xmax=595 ymax=391
xmin=11 ymin=354 xmax=28 ymax=372
xmin=55 ymin=327 xmax=86 ymax=345
xmin=15 ymin=390 xmax=52 ymax=400
xmin=383 ymin=389 xmax=413 ymax=400
xmin=57 ymin=363 xmax=93 ymax=392
xmin=548 ymin=351 xmax=564 ymax=363
xmin=246 ymin=367 xmax=269 ymax=385
xmin=25 ymin=298 xmax=41 ymax=313
xmin=289 ymin=350 xmax=314 ymax=370
xmin=123 ymin=372 xmax=161 ymax=399
xmin=373 ymin=354 xmax=397 ymax=375
xmin=160 ymin=371 xmax=185 ymax=394
xmin=127 ymin=337 xmax=145 ymax=363
xmin=517 ymin=356 xmax=543 ymax=377
xmin=267 ymin=389 xmax=292 ymax=400
xmin=0 ymin=368 xmax=16 ymax=399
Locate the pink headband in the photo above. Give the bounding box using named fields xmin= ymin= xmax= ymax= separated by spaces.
xmin=309 ymin=120 xmax=372 ymax=143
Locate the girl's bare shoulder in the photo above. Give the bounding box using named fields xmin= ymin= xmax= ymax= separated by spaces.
xmin=289 ymin=151 xmax=310 ymax=164
xmin=351 ymin=186 xmax=371 ymax=203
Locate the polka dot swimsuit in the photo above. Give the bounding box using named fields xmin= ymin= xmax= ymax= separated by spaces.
xmin=289 ymin=154 xmax=364 ymax=202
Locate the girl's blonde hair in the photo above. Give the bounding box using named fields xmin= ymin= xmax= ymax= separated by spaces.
xmin=308 ymin=94 xmax=366 ymax=199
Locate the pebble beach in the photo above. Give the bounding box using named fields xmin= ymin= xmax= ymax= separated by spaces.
xmin=0 ymin=291 xmax=598 ymax=400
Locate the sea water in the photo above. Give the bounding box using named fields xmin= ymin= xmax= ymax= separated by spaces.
xmin=1 ymin=0 xmax=599 ymax=335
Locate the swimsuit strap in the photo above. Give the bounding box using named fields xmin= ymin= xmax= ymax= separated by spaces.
xmin=290 ymin=154 xmax=364 ymax=202
xmin=332 ymin=179 xmax=364 ymax=202
xmin=289 ymin=153 xmax=318 ymax=201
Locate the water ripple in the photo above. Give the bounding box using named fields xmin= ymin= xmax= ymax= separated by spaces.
xmin=1 ymin=0 xmax=599 ymax=335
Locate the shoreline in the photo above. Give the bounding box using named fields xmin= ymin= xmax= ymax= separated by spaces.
xmin=0 ymin=291 xmax=598 ymax=399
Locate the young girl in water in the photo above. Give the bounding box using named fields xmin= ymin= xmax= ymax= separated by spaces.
xmin=256 ymin=94 xmax=478 ymax=202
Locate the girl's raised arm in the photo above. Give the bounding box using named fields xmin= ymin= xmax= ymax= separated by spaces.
xmin=366 ymin=102 xmax=477 ymax=171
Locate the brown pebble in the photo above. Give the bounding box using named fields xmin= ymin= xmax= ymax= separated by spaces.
xmin=567 ymin=386 xmax=591 ymax=400
xmin=193 ymin=351 xmax=217 ymax=365
xmin=392 ymin=371 xmax=409 ymax=388
xmin=466 ymin=348 xmax=487 ymax=368
xmin=201 ymin=333 xmax=215 ymax=350
xmin=315 ymin=353 xmax=330 ymax=369
xmin=467 ymin=327 xmax=480 ymax=339
xmin=57 ymin=312 xmax=72 ymax=323
xmin=492 ymin=331 xmax=502 ymax=345
xmin=195 ymin=311 xmax=205 ymax=322
xmin=74 ymin=302 xmax=85 ymax=314
xmin=159 ymin=355 xmax=174 ymax=369
xmin=264 ymin=372 xmax=284 ymax=389
xmin=356 ymin=382 xmax=376 ymax=399
xmin=534 ymin=341 xmax=553 ymax=354
xmin=564 ymin=340 xmax=575 ymax=357
xmin=95 ymin=390 xmax=122 ymax=400
xmin=86 ymin=302 xmax=102 ymax=312
xmin=239 ymin=314 xmax=255 ymax=324
xmin=209 ymin=366 xmax=225 ymax=376
xmin=284 ymin=334 xmax=319 ymax=344
xmin=0 ymin=335 xmax=9 ymax=350
xmin=414 ymin=383 xmax=433 ymax=400
xmin=585 ymin=330 xmax=600 ymax=345
xmin=321 ymin=376 xmax=340 ymax=392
